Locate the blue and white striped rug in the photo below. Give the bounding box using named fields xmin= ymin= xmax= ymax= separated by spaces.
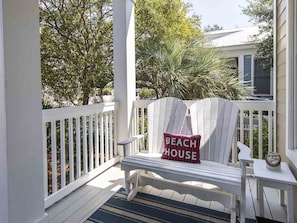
xmin=86 ymin=188 xmax=265 ymax=223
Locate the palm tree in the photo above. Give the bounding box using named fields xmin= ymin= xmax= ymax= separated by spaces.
xmin=185 ymin=38 xmax=247 ymax=100
xmin=136 ymin=36 xmax=247 ymax=100
xmin=136 ymin=38 xmax=188 ymax=99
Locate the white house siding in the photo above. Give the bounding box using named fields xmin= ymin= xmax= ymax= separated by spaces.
xmin=277 ymin=0 xmax=297 ymax=172
xmin=276 ymin=0 xmax=287 ymax=161
xmin=276 ymin=0 xmax=297 ymax=219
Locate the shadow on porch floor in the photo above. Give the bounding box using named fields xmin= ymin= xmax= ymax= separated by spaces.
xmin=45 ymin=164 xmax=288 ymax=223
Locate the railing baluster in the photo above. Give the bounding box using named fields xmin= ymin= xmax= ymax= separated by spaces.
xmin=105 ymin=113 xmax=109 ymax=161
xmin=249 ymin=110 xmax=254 ymax=157
xmin=268 ymin=110 xmax=273 ymax=152
xmin=89 ymin=114 xmax=94 ymax=171
xmin=42 ymin=122 xmax=48 ymax=198
xmin=60 ymin=119 xmax=66 ymax=188
xmin=68 ymin=118 xmax=74 ymax=182
xmin=135 ymin=108 xmax=138 ymax=135
xmin=258 ymin=110 xmax=263 ymax=159
xmin=109 ymin=112 xmax=113 ymax=159
xmin=76 ymin=117 xmax=81 ymax=178
xmin=94 ymin=114 xmax=99 ymax=168
xmin=141 ymin=108 xmax=145 ymax=135
xmin=82 ymin=116 xmax=87 ymax=174
xmin=133 ymin=107 xmax=138 ymax=153
xmin=100 ymin=113 xmax=104 ymax=164
xmin=240 ymin=110 xmax=244 ymax=143
xmin=51 ymin=121 xmax=57 ymax=193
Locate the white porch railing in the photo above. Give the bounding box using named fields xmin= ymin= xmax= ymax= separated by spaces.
xmin=42 ymin=99 xmax=275 ymax=208
xmin=235 ymin=101 xmax=275 ymax=159
xmin=132 ymin=99 xmax=275 ymax=161
xmin=42 ymin=102 xmax=119 ymax=208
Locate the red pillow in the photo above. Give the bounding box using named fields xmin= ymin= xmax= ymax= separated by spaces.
xmin=161 ymin=132 xmax=201 ymax=163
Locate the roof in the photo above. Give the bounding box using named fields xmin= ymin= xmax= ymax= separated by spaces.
xmin=204 ymin=26 xmax=259 ymax=48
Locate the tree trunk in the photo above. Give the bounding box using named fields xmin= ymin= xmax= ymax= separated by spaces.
xmin=82 ymin=88 xmax=90 ymax=105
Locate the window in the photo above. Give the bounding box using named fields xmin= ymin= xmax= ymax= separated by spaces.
xmin=243 ymin=55 xmax=272 ymax=96
xmin=254 ymin=59 xmax=271 ymax=95
xmin=244 ymin=55 xmax=252 ymax=87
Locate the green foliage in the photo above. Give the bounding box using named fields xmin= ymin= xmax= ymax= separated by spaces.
xmin=40 ymin=0 xmax=113 ymax=106
xmin=42 ymin=99 xmax=54 ymax=109
xmin=138 ymin=89 xmax=155 ymax=99
xmin=138 ymin=116 xmax=148 ymax=135
xmin=135 ymin=0 xmax=201 ymax=43
xmin=40 ymin=0 xmax=248 ymax=104
xmin=242 ymin=0 xmax=274 ymax=69
xmin=251 ymin=124 xmax=269 ymax=159
xmin=183 ymin=39 xmax=247 ymax=100
xmin=136 ymin=38 xmax=189 ymax=99
xmin=137 ymin=37 xmax=248 ymax=100
xmin=135 ymin=0 xmax=201 ymax=95
xmin=203 ymin=24 xmax=223 ymax=32
xmin=135 ymin=0 xmax=247 ymax=100
xmin=245 ymin=116 xmax=270 ymax=159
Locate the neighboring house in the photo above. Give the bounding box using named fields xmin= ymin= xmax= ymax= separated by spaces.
xmin=205 ymin=26 xmax=273 ymax=99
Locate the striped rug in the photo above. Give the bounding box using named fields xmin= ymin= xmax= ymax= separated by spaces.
xmin=86 ymin=188 xmax=258 ymax=223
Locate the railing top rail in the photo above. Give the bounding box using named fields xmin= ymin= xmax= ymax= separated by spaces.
xmin=42 ymin=102 xmax=117 ymax=122
xmin=233 ymin=100 xmax=275 ymax=111
xmin=133 ymin=99 xmax=153 ymax=108
xmin=134 ymin=99 xmax=275 ymax=111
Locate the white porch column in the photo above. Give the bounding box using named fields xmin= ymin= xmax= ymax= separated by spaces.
xmin=0 ymin=0 xmax=48 ymax=222
xmin=238 ymin=55 xmax=245 ymax=82
xmin=113 ymin=0 xmax=136 ymax=154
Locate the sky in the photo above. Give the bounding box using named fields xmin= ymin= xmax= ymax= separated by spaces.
xmin=184 ymin=0 xmax=253 ymax=30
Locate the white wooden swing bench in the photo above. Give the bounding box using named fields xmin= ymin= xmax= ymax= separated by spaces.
xmin=118 ymin=97 xmax=253 ymax=223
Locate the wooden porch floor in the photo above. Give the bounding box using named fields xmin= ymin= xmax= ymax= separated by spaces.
xmin=46 ymin=164 xmax=288 ymax=223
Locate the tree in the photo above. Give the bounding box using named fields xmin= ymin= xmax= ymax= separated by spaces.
xmin=137 ymin=37 xmax=247 ymax=100
xmin=135 ymin=0 xmax=200 ymax=99
xmin=135 ymin=0 xmax=247 ymax=100
xmin=135 ymin=0 xmax=201 ymax=44
xmin=184 ymin=38 xmax=247 ymax=100
xmin=203 ymin=24 xmax=223 ymax=32
xmin=136 ymin=38 xmax=189 ymax=99
xmin=242 ymin=0 xmax=274 ymax=69
xmin=40 ymin=0 xmax=113 ymax=106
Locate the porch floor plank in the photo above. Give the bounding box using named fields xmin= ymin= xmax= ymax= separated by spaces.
xmin=46 ymin=165 xmax=124 ymax=223
xmin=46 ymin=164 xmax=288 ymax=223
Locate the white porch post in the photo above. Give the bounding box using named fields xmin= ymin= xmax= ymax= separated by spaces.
xmin=113 ymin=0 xmax=136 ymax=154
xmin=0 ymin=0 xmax=48 ymax=222
xmin=238 ymin=55 xmax=244 ymax=82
